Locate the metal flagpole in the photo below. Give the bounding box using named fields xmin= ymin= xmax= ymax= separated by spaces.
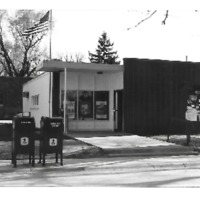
xmin=49 ymin=10 xmax=52 ymax=59
xmin=49 ymin=10 xmax=52 ymax=117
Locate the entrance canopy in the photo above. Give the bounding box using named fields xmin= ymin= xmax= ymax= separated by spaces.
xmin=38 ymin=60 xmax=124 ymax=73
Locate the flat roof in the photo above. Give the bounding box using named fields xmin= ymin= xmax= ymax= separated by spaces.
xmin=123 ymin=57 xmax=200 ymax=65
xmin=38 ymin=60 xmax=124 ymax=73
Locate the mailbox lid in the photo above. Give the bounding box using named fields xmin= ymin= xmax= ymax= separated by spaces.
xmin=40 ymin=117 xmax=64 ymax=133
xmin=13 ymin=116 xmax=35 ymax=132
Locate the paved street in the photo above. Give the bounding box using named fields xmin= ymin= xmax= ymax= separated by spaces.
xmin=0 ymin=134 xmax=199 ymax=188
xmin=0 ymin=154 xmax=200 ymax=187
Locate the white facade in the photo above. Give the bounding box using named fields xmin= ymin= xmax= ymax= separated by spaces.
xmin=60 ymin=71 xmax=123 ymax=131
xmin=23 ymin=61 xmax=124 ymax=131
xmin=23 ymin=72 xmax=51 ymax=127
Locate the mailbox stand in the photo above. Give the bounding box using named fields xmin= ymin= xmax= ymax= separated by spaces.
xmin=12 ymin=116 xmax=35 ymax=167
xmin=39 ymin=117 xmax=63 ymax=166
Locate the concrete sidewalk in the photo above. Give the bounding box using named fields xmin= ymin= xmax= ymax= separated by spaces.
xmin=74 ymin=134 xmax=198 ymax=157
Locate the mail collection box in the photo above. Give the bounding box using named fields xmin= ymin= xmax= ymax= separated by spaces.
xmin=39 ymin=117 xmax=63 ymax=166
xmin=12 ymin=116 xmax=35 ymax=167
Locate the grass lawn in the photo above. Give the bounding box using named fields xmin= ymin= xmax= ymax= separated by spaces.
xmin=150 ymin=134 xmax=200 ymax=151
xmin=0 ymin=123 xmax=104 ymax=160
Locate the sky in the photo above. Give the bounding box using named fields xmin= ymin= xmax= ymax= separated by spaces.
xmin=3 ymin=0 xmax=200 ymax=64
xmin=48 ymin=9 xmax=200 ymax=63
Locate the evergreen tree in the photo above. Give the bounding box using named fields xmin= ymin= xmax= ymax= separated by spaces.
xmin=88 ymin=32 xmax=120 ymax=64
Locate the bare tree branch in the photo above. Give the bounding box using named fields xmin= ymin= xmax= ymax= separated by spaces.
xmin=0 ymin=10 xmax=48 ymax=77
xmin=0 ymin=61 xmax=4 ymax=75
xmin=0 ymin=58 xmax=9 ymax=76
xmin=74 ymin=52 xmax=85 ymax=62
xmin=127 ymin=10 xmax=157 ymax=30
xmin=61 ymin=52 xmax=86 ymax=63
xmin=27 ymin=66 xmax=37 ymax=76
xmin=162 ymin=10 xmax=169 ymax=25
xmin=0 ymin=33 xmax=17 ymax=76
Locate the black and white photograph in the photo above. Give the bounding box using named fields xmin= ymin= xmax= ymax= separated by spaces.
xmin=1 ymin=0 xmax=200 ymax=199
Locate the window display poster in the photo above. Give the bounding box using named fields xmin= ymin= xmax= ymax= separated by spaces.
xmin=95 ymin=91 xmax=109 ymax=120
xmin=80 ymin=102 xmax=91 ymax=115
xmin=96 ymin=101 xmax=108 ymax=119
xmin=67 ymin=101 xmax=75 ymax=119
xmin=79 ymin=91 xmax=93 ymax=119
xmin=61 ymin=90 xmax=77 ymax=119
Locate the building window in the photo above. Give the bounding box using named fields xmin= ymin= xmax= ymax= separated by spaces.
xmin=61 ymin=90 xmax=77 ymax=119
xmin=95 ymin=91 xmax=109 ymax=120
xmin=23 ymin=91 xmax=29 ymax=98
xmin=31 ymin=95 xmax=39 ymax=106
xmin=0 ymin=93 xmax=3 ymax=106
xmin=61 ymin=90 xmax=109 ymax=120
xmin=79 ymin=91 xmax=93 ymax=120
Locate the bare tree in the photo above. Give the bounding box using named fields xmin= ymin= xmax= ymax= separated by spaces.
xmin=0 ymin=66 xmax=3 ymax=75
xmin=74 ymin=52 xmax=85 ymax=62
xmin=127 ymin=10 xmax=158 ymax=30
xmin=59 ymin=52 xmax=86 ymax=63
xmin=0 ymin=10 xmax=48 ymax=77
xmin=127 ymin=10 xmax=182 ymax=30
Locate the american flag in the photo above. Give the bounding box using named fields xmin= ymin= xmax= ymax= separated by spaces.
xmin=22 ymin=11 xmax=50 ymax=36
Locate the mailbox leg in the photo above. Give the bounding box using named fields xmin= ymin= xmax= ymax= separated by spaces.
xmin=55 ymin=153 xmax=58 ymax=163
xmin=29 ymin=154 xmax=32 ymax=164
xmin=42 ymin=153 xmax=45 ymax=166
xmin=32 ymin=153 xmax=35 ymax=167
xmin=38 ymin=141 xmax=41 ymax=163
xmin=39 ymin=150 xmax=41 ymax=164
xmin=38 ymin=140 xmax=43 ymax=164
xmin=60 ymin=153 xmax=63 ymax=166
xmin=13 ymin=161 xmax=17 ymax=168
xmin=13 ymin=153 xmax=17 ymax=168
xmin=11 ymin=141 xmax=15 ymax=164
xmin=11 ymin=153 xmax=14 ymax=164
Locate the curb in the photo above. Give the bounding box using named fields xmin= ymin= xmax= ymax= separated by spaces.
xmin=105 ymin=151 xmax=199 ymax=158
xmin=101 ymin=145 xmax=199 ymax=157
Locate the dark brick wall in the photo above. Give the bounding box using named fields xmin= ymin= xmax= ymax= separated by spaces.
xmin=123 ymin=58 xmax=200 ymax=135
xmin=0 ymin=77 xmax=31 ymax=119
